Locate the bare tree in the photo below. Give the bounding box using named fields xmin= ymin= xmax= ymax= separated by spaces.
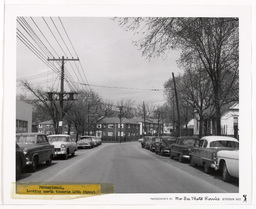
xmin=117 ymin=17 xmax=239 ymax=135
xmin=19 ymin=81 xmax=73 ymax=134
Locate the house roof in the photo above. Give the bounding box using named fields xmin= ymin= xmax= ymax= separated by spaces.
xmin=39 ymin=120 xmax=54 ymax=125
xmin=98 ymin=117 xmax=139 ymax=125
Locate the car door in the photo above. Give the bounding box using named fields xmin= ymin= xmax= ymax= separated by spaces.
xmin=69 ymin=137 xmax=76 ymax=153
xmin=42 ymin=135 xmax=53 ymax=162
xmin=192 ymin=139 xmax=204 ymax=165
xmin=171 ymin=139 xmax=179 ymax=157
xmin=36 ymin=135 xmax=46 ymax=163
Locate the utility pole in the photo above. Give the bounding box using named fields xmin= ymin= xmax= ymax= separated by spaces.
xmin=117 ymin=106 xmax=123 ymax=143
xmin=48 ymin=56 xmax=79 ymax=134
xmin=172 ymin=72 xmax=180 ymax=137
xmin=143 ymin=101 xmax=146 ymax=136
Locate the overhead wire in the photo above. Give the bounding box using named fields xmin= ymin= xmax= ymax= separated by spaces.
xmin=58 ymin=17 xmax=91 ymax=92
xmin=30 ymin=17 xmax=80 ymax=92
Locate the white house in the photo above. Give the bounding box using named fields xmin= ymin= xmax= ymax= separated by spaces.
xmin=221 ymin=103 xmax=239 ymax=136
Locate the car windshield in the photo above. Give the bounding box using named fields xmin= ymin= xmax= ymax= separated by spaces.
xmin=181 ymin=139 xmax=197 ymax=146
xmin=48 ymin=136 xmax=67 ymax=142
xmin=209 ymin=140 xmax=239 ymax=148
xmin=16 ymin=135 xmax=37 ymax=144
xmin=163 ymin=138 xmax=176 ymax=144
xmin=79 ymin=138 xmax=92 ymax=143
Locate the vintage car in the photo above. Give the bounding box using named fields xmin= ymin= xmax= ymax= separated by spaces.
xmin=145 ymin=136 xmax=156 ymax=150
xmin=150 ymin=137 xmax=160 ymax=152
xmin=140 ymin=136 xmax=150 ymax=148
xmin=169 ymin=136 xmax=199 ymax=162
xmin=216 ymin=149 xmax=239 ymax=182
xmin=16 ymin=133 xmax=55 ymax=172
xmin=189 ymin=136 xmax=239 ymax=174
xmin=155 ymin=136 xmax=176 ymax=156
xmin=77 ymin=136 xmax=94 ymax=149
xmin=47 ymin=134 xmax=77 ymax=159
xmin=16 ymin=143 xmax=26 ymax=180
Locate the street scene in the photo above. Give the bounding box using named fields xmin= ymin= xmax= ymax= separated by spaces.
xmin=17 ymin=142 xmax=238 ymax=193
xmin=16 ymin=17 xmax=239 ymax=194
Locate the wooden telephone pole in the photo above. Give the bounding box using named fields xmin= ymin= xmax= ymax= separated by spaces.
xmin=172 ymin=73 xmax=180 ymax=137
xmin=47 ymin=56 xmax=79 ymax=134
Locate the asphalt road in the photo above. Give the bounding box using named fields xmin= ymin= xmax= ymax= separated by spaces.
xmin=18 ymin=142 xmax=239 ymax=193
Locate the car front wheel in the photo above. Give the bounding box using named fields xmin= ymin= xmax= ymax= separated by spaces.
xmin=204 ymin=163 xmax=211 ymax=174
xmin=29 ymin=157 xmax=38 ymax=172
xmin=222 ymin=162 xmax=231 ymax=182
xmin=190 ymin=156 xmax=195 ymax=167
xmin=46 ymin=155 xmax=53 ymax=165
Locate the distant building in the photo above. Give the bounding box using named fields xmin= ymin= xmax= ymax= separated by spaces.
xmin=132 ymin=117 xmax=163 ymax=136
xmin=38 ymin=120 xmax=55 ymax=135
xmin=163 ymin=123 xmax=173 ymax=134
xmin=16 ymin=100 xmax=33 ymax=133
xmin=96 ymin=117 xmax=140 ymax=142
xmin=193 ymin=102 xmax=239 ymax=138
xmin=221 ymin=103 xmax=239 ymax=137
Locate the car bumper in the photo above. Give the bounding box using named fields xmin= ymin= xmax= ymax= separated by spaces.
xmin=182 ymin=154 xmax=190 ymax=159
xmin=78 ymin=145 xmax=91 ymax=148
xmin=55 ymin=151 xmax=67 ymax=155
xmin=25 ymin=158 xmax=33 ymax=165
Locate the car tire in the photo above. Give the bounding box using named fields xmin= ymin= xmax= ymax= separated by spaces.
xmin=29 ymin=157 xmax=38 ymax=172
xmin=170 ymin=152 xmax=174 ymax=159
xmin=160 ymin=149 xmax=164 ymax=156
xmin=71 ymin=151 xmax=75 ymax=157
xmin=222 ymin=162 xmax=231 ymax=182
xmin=178 ymin=154 xmax=183 ymax=163
xmin=16 ymin=160 xmax=22 ymax=180
xmin=63 ymin=153 xmax=68 ymax=160
xmin=204 ymin=163 xmax=211 ymax=174
xmin=46 ymin=155 xmax=53 ymax=165
xmin=190 ymin=156 xmax=196 ymax=167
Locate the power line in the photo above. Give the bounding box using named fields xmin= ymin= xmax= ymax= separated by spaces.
xmin=80 ymin=83 xmax=163 ymax=91
xmin=21 ymin=17 xmax=80 ymax=92
xmin=58 ymin=17 xmax=91 ymax=92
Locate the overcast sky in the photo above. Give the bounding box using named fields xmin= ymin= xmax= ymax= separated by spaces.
xmin=16 ymin=17 xmax=182 ymax=106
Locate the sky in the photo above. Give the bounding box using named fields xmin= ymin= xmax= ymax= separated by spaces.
xmin=16 ymin=17 xmax=182 ymax=106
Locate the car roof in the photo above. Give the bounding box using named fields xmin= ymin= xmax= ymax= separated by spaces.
xmin=201 ymin=135 xmax=238 ymax=143
xmin=16 ymin=133 xmax=46 ymax=136
xmin=178 ymin=136 xmax=199 ymax=140
xmin=47 ymin=134 xmax=70 ymax=137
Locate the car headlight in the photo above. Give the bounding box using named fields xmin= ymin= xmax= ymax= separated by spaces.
xmin=61 ymin=144 xmax=65 ymax=148
xmin=23 ymin=148 xmax=28 ymax=155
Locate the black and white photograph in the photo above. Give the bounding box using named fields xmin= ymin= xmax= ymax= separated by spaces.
xmin=1 ymin=1 xmax=254 ymax=207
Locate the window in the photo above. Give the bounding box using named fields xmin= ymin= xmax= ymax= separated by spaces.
xmin=108 ymin=132 xmax=113 ymax=136
xmin=16 ymin=120 xmax=28 ymax=133
xmin=199 ymin=140 xmax=204 ymax=148
xmin=97 ymin=124 xmax=102 ymax=128
xmin=128 ymin=124 xmax=131 ymax=129
xmin=108 ymin=124 xmax=114 ymax=128
xmin=118 ymin=124 xmax=124 ymax=128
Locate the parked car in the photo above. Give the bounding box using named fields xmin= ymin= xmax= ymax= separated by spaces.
xmin=77 ymin=136 xmax=94 ymax=149
xmin=47 ymin=134 xmax=77 ymax=159
xmin=16 ymin=143 xmax=26 ymax=180
xmin=189 ymin=136 xmax=239 ymax=174
xmin=144 ymin=136 xmax=156 ymax=150
xmin=169 ymin=136 xmax=199 ymax=162
xmin=216 ymin=149 xmax=239 ymax=182
xmin=140 ymin=136 xmax=150 ymax=148
xmin=155 ymin=136 xmax=176 ymax=156
xmin=94 ymin=137 xmax=102 ymax=145
xmin=92 ymin=137 xmax=99 ymax=147
xmin=16 ymin=133 xmax=55 ymax=172
xmin=150 ymin=137 xmax=160 ymax=152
